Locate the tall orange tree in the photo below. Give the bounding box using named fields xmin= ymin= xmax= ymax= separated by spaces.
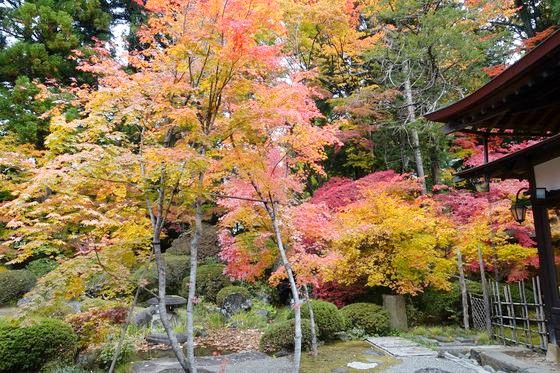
xmin=39 ymin=0 xmax=333 ymax=370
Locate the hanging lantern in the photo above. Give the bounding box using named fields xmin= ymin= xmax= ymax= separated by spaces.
xmin=510 ymin=188 xmax=529 ymax=224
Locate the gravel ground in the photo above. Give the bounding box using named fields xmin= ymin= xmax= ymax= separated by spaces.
xmin=383 ymin=355 xmax=478 ymax=373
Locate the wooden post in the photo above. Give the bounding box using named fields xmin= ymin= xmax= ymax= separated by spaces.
xmin=477 ymin=245 xmax=493 ymax=335
xmin=457 ymin=249 xmax=470 ymax=330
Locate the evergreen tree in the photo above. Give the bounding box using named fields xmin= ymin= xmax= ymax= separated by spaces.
xmin=0 ymin=0 xmax=137 ymax=147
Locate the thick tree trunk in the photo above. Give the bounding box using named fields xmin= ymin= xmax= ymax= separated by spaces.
xmin=270 ymin=204 xmax=302 ymax=373
xmin=185 ymin=197 xmax=202 ymax=373
xmin=303 ymin=285 xmax=318 ymax=357
xmin=403 ymin=62 xmax=427 ymax=195
xmin=154 ymin=238 xmax=190 ymax=371
xmin=457 ymin=249 xmax=470 ymax=330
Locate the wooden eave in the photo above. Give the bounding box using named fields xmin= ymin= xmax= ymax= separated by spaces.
xmin=456 ymin=133 xmax=560 ymax=180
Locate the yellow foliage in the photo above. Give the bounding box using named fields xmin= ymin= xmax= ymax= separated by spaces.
xmin=328 ymin=191 xmax=455 ymax=295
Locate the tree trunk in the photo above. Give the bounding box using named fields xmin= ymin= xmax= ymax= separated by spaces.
xmin=403 ymin=62 xmax=427 ymax=195
xmin=186 ymin=186 xmax=203 ymax=373
xmin=430 ymin=144 xmax=441 ymax=186
xmin=154 ymin=238 xmax=190 ymax=371
xmin=456 ymin=249 xmax=470 ymax=330
xmin=270 ymin=203 xmax=302 ymax=373
xmin=303 ymin=285 xmax=318 ymax=357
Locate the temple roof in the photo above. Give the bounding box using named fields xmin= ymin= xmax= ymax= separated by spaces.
xmin=456 ymin=133 xmax=560 ymax=180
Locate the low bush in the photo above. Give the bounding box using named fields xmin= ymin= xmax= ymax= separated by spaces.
xmin=26 ymin=258 xmax=59 ymax=277
xmin=291 ymin=299 xmax=345 ymax=340
xmin=136 ymin=254 xmax=190 ymax=298
xmin=340 ymin=303 xmax=390 ymax=336
xmin=66 ymin=306 xmax=128 ymax=348
xmin=259 ymin=319 xmax=312 ymax=354
xmin=0 ymin=269 xmax=36 ymax=305
xmin=0 ymin=318 xmax=78 ymax=372
xmin=216 ymin=286 xmax=251 ymax=307
xmin=183 ymin=263 xmax=230 ymax=302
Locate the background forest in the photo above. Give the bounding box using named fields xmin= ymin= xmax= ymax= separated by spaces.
xmin=0 ymin=0 xmax=560 ymax=372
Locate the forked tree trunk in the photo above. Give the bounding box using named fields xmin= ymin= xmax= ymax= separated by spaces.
xmin=186 ymin=197 xmax=203 ymax=373
xmin=303 ymin=285 xmax=318 ymax=357
xmin=270 ymin=203 xmax=302 ymax=373
xmin=403 ymin=62 xmax=427 ymax=195
xmin=153 ymin=237 xmax=190 ymax=371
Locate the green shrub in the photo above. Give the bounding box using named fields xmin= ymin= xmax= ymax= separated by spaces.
xmin=216 ymin=286 xmax=251 ymax=307
xmin=136 ymin=254 xmax=190 ymax=297
xmin=183 ymin=263 xmax=230 ymax=302
xmin=259 ymin=319 xmax=312 ymax=354
xmin=340 ymin=303 xmax=390 ymax=336
xmin=290 ymin=300 xmax=345 ymax=340
xmin=0 ymin=318 xmax=78 ymax=372
xmin=418 ymin=283 xmax=461 ymax=324
xmin=26 ymin=258 xmax=58 ymax=277
xmin=0 ymin=269 xmax=36 ymax=305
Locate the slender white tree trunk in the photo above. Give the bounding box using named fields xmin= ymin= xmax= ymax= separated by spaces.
xmin=270 ymin=203 xmax=302 ymax=372
xmin=154 ymin=238 xmax=190 ymax=371
xmin=303 ymin=285 xmax=318 ymax=357
xmin=457 ymin=249 xmax=470 ymax=330
xmin=403 ymin=61 xmax=427 ymax=195
xmin=186 ymin=177 xmax=204 ymax=373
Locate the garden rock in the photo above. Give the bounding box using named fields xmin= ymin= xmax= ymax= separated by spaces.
xmin=67 ymin=300 xmax=81 ymax=313
xmin=415 ymin=369 xmax=451 ymax=373
xmin=16 ymin=297 xmax=33 ymax=307
xmin=347 ymin=361 xmax=378 ymax=369
xmin=146 ymin=332 xmax=189 ymax=345
xmin=133 ymin=306 xmax=157 ymax=326
xmin=221 ymin=293 xmax=252 ymax=316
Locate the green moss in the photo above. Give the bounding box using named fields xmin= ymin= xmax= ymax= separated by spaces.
xmin=300 ymin=341 xmax=398 ymax=372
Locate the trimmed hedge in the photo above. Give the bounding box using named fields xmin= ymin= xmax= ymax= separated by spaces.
xmin=0 ymin=318 xmax=78 ymax=372
xmin=0 ymin=270 xmax=36 ymax=305
xmin=340 ymin=303 xmax=390 ymax=336
xmin=216 ymin=286 xmax=251 ymax=307
xmin=136 ymin=254 xmax=190 ymax=297
xmin=26 ymin=258 xmax=58 ymax=277
xmin=182 ymin=263 xmax=230 ymax=302
xmin=290 ymin=299 xmax=345 ymax=340
xmin=260 ymin=319 xmax=311 ymax=354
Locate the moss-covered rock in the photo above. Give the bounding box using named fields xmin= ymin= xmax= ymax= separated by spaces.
xmin=216 ymin=286 xmax=251 ymax=307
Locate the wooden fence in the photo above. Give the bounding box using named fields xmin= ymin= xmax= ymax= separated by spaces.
xmin=469 ymin=276 xmax=548 ymax=351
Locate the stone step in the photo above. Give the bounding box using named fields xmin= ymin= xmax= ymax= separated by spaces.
xmin=366 ymin=336 xmax=438 ymax=357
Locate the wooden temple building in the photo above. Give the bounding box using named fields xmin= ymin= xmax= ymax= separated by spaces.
xmin=426 ymin=30 xmax=560 ymax=359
